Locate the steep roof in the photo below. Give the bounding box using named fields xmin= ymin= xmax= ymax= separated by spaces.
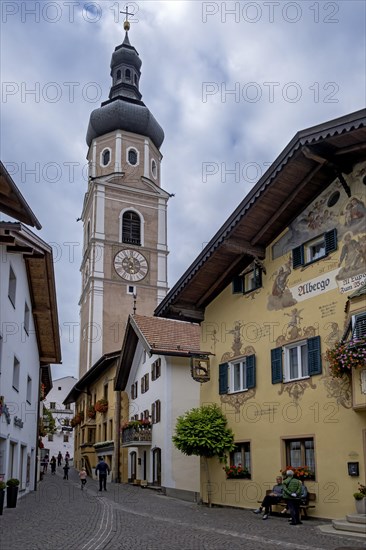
xmin=155 ymin=109 xmax=366 ymax=322
xmin=0 ymin=161 xmax=41 ymax=229
xmin=0 ymin=221 xmax=61 ymax=365
xmin=115 ymin=315 xmax=207 ymax=391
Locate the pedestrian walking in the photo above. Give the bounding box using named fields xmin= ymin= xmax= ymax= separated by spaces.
xmin=43 ymin=454 xmax=49 ymax=474
xmin=65 ymin=451 xmax=70 ymax=462
xmin=57 ymin=451 xmax=63 ymax=466
xmin=50 ymin=456 xmax=57 ymax=475
xmin=79 ymin=467 xmax=87 ymax=490
xmin=95 ymin=457 xmax=110 ymax=491
xmin=63 ymin=461 xmax=70 ymax=480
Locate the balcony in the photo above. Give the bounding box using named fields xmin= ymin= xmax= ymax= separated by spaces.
xmin=122 ymin=426 xmax=152 ymax=447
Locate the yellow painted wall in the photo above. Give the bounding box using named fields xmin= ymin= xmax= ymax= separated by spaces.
xmin=200 ymin=164 xmax=366 ymax=519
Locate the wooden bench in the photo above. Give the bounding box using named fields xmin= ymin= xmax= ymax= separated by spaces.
xmin=258 ymin=490 xmax=316 ymax=519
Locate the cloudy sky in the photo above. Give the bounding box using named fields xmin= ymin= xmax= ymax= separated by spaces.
xmin=1 ymin=0 xmax=365 ymax=380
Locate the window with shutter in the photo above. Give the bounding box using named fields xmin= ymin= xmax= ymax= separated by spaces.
xmin=352 ymin=312 xmax=366 ymax=339
xmin=292 ymin=229 xmax=337 ymax=269
xmin=224 ymin=355 xmax=256 ymax=393
xmin=122 ymin=211 xmax=141 ymax=245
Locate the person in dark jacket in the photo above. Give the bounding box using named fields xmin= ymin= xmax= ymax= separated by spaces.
xmin=95 ymin=457 xmax=110 ymax=491
xmin=283 ymin=470 xmax=303 ymax=525
xmin=63 ymin=461 xmax=70 ymax=480
xmin=253 ymin=476 xmax=284 ymax=519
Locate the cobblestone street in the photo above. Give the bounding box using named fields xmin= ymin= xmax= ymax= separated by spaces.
xmin=0 ymin=468 xmax=365 ymax=550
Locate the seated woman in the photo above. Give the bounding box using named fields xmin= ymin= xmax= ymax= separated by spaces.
xmin=254 ymin=476 xmax=283 ymax=520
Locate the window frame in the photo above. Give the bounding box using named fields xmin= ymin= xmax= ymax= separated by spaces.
xmin=8 ymin=265 xmax=16 ymax=308
xmin=283 ymin=339 xmax=309 ymax=382
xmin=12 ymin=356 xmax=20 ymax=392
xmin=271 ymin=336 xmax=322 ymax=384
xmin=230 ymin=442 xmax=251 ymax=476
xmin=283 ymin=436 xmax=316 ymax=479
xmin=127 ymin=147 xmax=139 ymax=167
xmin=122 ymin=210 xmax=141 ymax=246
xmin=292 ymin=228 xmax=337 ymax=269
xmin=232 ymin=263 xmax=262 ymax=295
xmin=100 ymin=148 xmax=111 ymax=167
xmin=219 ymin=355 xmax=256 ymax=395
xmin=26 ymin=375 xmax=32 ymax=405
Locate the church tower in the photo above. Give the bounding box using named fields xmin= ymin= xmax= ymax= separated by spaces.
xmin=79 ymin=17 xmax=170 ymax=376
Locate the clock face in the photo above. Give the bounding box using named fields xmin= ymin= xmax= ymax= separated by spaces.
xmin=114 ymin=249 xmax=148 ymax=281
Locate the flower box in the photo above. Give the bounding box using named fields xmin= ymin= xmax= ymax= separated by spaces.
xmin=281 ymin=466 xmax=315 ymax=480
xmin=326 ymin=338 xmax=366 ymax=378
xmin=223 ymin=464 xmax=251 ymax=479
xmin=95 ymin=399 xmax=108 ymax=414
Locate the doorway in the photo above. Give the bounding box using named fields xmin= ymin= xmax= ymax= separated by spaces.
xmin=152 ymin=448 xmax=161 ymax=486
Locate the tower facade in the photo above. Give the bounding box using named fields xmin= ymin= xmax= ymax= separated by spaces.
xmin=79 ymin=28 xmax=169 ymax=376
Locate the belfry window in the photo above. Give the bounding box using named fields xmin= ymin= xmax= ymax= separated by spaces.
xmin=116 ymin=69 xmax=121 ymax=80
xmin=128 ymin=148 xmax=138 ymax=166
xmin=101 ymin=149 xmax=110 ymax=166
xmin=122 ymin=211 xmax=141 ymax=245
xmin=125 ymin=69 xmax=131 ymax=81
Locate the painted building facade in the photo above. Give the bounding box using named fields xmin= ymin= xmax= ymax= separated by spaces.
xmin=156 ymin=110 xmax=366 ymax=519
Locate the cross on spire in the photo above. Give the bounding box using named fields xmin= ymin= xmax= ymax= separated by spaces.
xmin=120 ymin=5 xmax=135 ymax=31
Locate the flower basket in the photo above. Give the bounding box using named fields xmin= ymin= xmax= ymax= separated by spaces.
xmin=281 ymin=466 xmax=315 ymax=480
xmin=70 ymin=414 xmax=82 ymax=427
xmin=326 ymin=338 xmax=366 ymax=378
xmin=95 ymin=399 xmax=108 ymax=414
xmin=87 ymin=405 xmax=96 ymax=419
xmin=223 ymin=464 xmax=251 ymax=479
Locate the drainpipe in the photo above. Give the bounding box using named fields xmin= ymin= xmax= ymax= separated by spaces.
xmin=115 ymin=390 xmax=121 ymax=483
xmin=34 ymin=370 xmax=42 ymax=491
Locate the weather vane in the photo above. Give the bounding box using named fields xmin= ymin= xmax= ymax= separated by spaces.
xmin=120 ymin=5 xmax=135 ymax=32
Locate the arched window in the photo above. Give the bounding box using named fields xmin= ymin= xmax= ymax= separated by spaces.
xmin=134 ymin=74 xmax=138 ymax=86
xmin=116 ymin=69 xmax=122 ymax=80
xmin=125 ymin=69 xmax=131 ymax=81
xmin=128 ymin=148 xmax=138 ymax=166
xmin=102 ymin=149 xmax=110 ymax=166
xmin=122 ymin=211 xmax=141 ymax=245
xmin=151 ymin=159 xmax=157 ymax=179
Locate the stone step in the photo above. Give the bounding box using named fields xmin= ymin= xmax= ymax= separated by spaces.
xmin=332 ymin=518 xmax=366 ymax=534
xmin=346 ymin=513 xmax=366 ymax=524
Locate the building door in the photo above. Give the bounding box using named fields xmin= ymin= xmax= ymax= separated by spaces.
xmin=152 ymin=448 xmax=161 ymax=486
xmin=130 ymin=451 xmax=137 ymax=481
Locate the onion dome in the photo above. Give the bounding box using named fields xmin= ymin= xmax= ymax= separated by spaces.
xmin=86 ymin=29 xmax=164 ymax=150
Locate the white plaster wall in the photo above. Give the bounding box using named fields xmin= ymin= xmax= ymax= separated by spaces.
xmin=41 ymin=376 xmax=76 ymax=460
xmin=0 ymin=248 xmax=40 ymax=493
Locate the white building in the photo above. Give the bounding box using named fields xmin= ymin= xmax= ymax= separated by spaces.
xmin=41 ymin=376 xmax=77 ymax=461
xmin=0 ymin=162 xmax=61 ymax=493
xmin=115 ymin=314 xmax=210 ymax=502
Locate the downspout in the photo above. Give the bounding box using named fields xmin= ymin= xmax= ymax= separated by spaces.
xmin=115 ymin=390 xmax=121 ymax=483
xmin=34 ymin=371 xmax=42 ymax=491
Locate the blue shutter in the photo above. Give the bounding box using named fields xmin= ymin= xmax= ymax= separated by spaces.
xmin=246 ymin=355 xmax=256 ymax=389
xmin=271 ymin=347 xmax=283 ymax=384
xmin=308 ymin=336 xmax=322 ymax=375
xmin=219 ymin=363 xmax=228 ymax=394
xmin=325 ymin=228 xmax=337 ymax=255
xmin=292 ymin=245 xmax=304 ymax=269
xmin=232 ymin=276 xmax=243 ymax=294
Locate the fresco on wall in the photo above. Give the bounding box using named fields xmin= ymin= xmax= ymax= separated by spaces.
xmin=272 ymin=162 xmax=366 ymax=260
xmin=269 ymin=162 xmax=366 ymax=306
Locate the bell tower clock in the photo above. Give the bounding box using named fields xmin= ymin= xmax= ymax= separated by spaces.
xmin=79 ymin=19 xmax=170 ymax=376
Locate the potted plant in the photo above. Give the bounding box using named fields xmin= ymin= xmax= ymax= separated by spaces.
xmin=87 ymin=405 xmax=96 ymax=419
xmin=353 ymin=483 xmax=366 ymax=514
xmin=6 ymin=478 xmax=19 ymax=508
xmin=326 ymin=337 xmax=366 ymax=378
xmin=95 ymin=399 xmax=108 ymax=414
xmin=0 ymin=481 xmax=5 ymax=515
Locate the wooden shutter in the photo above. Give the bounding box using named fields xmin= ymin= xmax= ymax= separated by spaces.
xmin=325 ymin=228 xmax=337 ymax=255
xmin=308 ymin=336 xmax=322 ymax=375
xmin=271 ymin=347 xmax=283 ymax=384
xmin=292 ymin=245 xmax=304 ymax=269
xmin=353 ymin=312 xmax=366 ymax=339
xmin=232 ymin=275 xmax=244 ymax=294
xmin=219 ymin=363 xmax=228 ymax=394
xmin=246 ymin=355 xmax=256 ymax=389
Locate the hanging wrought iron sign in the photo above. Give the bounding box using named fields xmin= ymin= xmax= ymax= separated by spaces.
xmin=190 ymin=354 xmax=210 ymax=383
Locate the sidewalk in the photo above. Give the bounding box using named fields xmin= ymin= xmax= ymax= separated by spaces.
xmin=0 ymin=467 xmax=365 ymax=549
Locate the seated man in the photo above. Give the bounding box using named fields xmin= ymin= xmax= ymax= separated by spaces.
xmin=254 ymin=476 xmax=283 ymax=520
